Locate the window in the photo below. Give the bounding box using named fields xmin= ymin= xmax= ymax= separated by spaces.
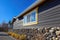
xmin=30 ymin=12 xmax=36 ymax=22
xmin=24 ymin=16 xmax=27 ymax=23
xmin=23 ymin=11 xmax=36 ymax=24
xmin=27 ymin=14 xmax=30 ymax=22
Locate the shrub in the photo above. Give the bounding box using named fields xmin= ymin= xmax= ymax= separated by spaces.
xmin=19 ymin=34 xmax=26 ymax=40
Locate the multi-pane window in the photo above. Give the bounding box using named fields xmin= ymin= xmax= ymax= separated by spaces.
xmin=23 ymin=11 xmax=36 ymax=24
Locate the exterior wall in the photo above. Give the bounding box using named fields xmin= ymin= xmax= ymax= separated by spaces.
xmin=23 ymin=0 xmax=60 ymax=29
xmin=38 ymin=5 xmax=60 ymax=27
xmin=38 ymin=0 xmax=60 ymax=27
xmin=13 ymin=0 xmax=60 ymax=29
xmin=13 ymin=19 xmax=23 ymax=29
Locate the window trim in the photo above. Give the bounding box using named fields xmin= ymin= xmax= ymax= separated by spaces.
xmin=23 ymin=7 xmax=38 ymax=26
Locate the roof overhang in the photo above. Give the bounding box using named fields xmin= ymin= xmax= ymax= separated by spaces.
xmin=16 ymin=0 xmax=46 ymax=18
xmin=12 ymin=0 xmax=46 ymax=24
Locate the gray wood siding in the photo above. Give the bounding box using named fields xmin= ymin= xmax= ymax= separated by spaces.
xmin=38 ymin=0 xmax=60 ymax=13
xmin=38 ymin=5 xmax=60 ymax=27
xmin=13 ymin=19 xmax=23 ymax=29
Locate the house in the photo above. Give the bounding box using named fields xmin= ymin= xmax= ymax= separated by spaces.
xmin=12 ymin=0 xmax=60 ymax=29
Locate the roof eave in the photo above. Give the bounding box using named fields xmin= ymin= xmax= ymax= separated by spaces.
xmin=16 ymin=0 xmax=46 ymax=18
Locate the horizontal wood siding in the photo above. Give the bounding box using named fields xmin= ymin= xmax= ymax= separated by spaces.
xmin=38 ymin=0 xmax=60 ymax=13
xmin=38 ymin=5 xmax=60 ymax=27
xmin=13 ymin=19 xmax=23 ymax=29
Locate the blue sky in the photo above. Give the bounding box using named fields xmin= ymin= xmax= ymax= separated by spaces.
xmin=0 ymin=0 xmax=36 ymax=23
